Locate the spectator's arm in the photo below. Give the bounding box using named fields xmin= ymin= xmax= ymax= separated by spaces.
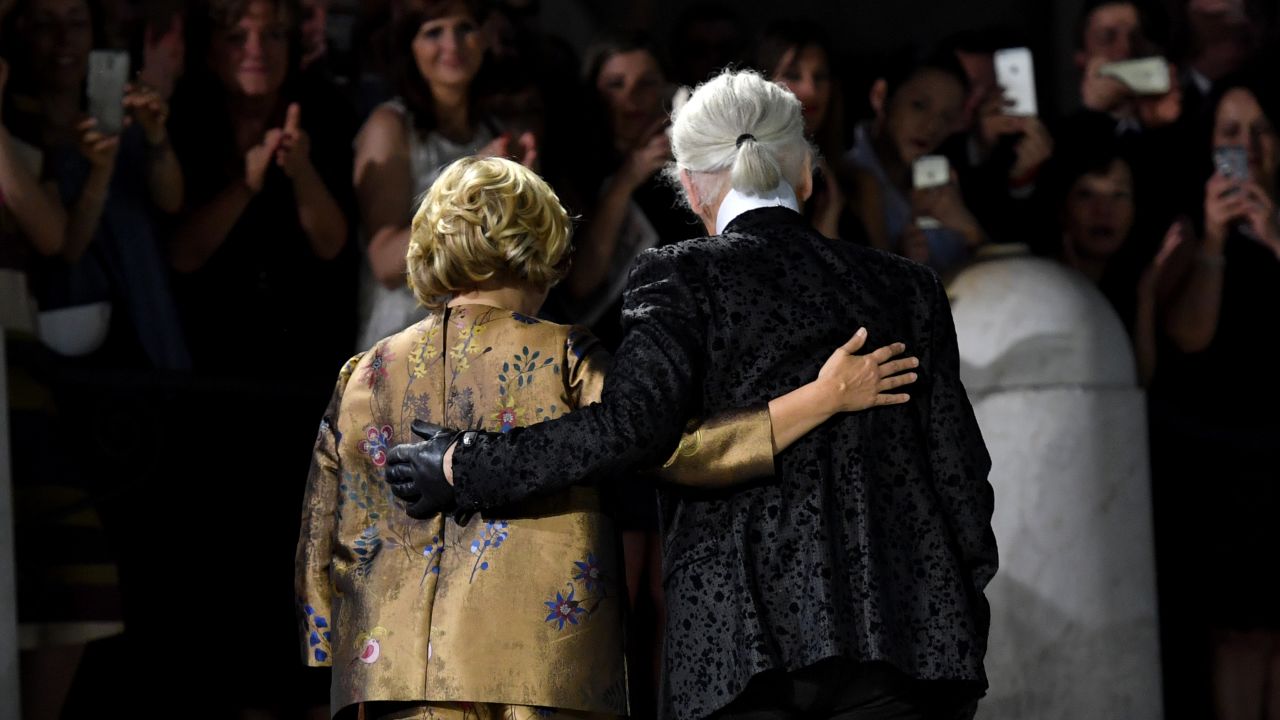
xmin=354 ymin=106 xmax=413 ymax=289
xmin=291 ymin=159 xmax=347 ymax=261
xmin=144 ymin=134 xmax=184 ymax=215
xmin=169 ymin=179 xmax=255 ymax=273
xmin=0 ymin=126 xmax=66 ymax=255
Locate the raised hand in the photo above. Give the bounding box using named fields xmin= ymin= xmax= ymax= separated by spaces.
xmin=122 ymin=82 xmax=170 ymax=145
xmin=276 ymin=102 xmax=314 ymax=180
xmin=75 ymin=117 xmax=121 ymax=170
xmin=1009 ymin=116 xmax=1054 ymax=183
xmin=513 ymin=130 xmax=538 ymax=169
xmin=1239 ymin=180 xmax=1280 ymax=258
xmin=478 ymin=133 xmax=512 ymax=159
xmin=912 ymin=170 xmax=981 ymax=243
xmin=1203 ymin=171 xmax=1250 ymax=248
xmin=245 ymin=128 xmax=284 ymax=193
xmin=1081 ymin=56 xmax=1135 ymax=114
xmin=617 ymin=117 xmax=671 ymax=191
xmin=816 ymin=328 xmax=919 ymax=413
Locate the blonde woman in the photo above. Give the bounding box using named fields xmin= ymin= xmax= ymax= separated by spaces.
xmin=297 ymin=156 xmax=917 ymax=719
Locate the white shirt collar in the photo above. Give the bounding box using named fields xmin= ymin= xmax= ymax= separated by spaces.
xmin=714 ymin=180 xmax=801 ymax=234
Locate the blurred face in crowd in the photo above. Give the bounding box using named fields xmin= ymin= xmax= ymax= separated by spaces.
xmin=25 ymin=0 xmax=93 ymax=92
xmin=1213 ymin=88 xmax=1278 ymax=190
xmin=413 ymin=5 xmax=486 ymax=94
xmin=210 ymin=0 xmax=291 ymax=98
xmin=878 ymin=68 xmax=965 ymax=165
xmin=1062 ymin=158 xmax=1135 ymax=260
xmin=299 ymin=0 xmax=328 ymax=62
xmin=1079 ymin=2 xmax=1142 ymax=63
xmin=955 ymin=49 xmax=996 ymax=132
xmin=772 ymin=43 xmax=831 ymax=136
xmin=596 ymin=49 xmax=665 ymax=149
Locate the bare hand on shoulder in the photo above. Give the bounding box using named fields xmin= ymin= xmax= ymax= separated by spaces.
xmin=816 ymin=328 xmax=919 ymax=413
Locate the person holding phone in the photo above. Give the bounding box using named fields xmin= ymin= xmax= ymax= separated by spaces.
xmin=940 ymin=30 xmax=1055 ymax=247
xmin=0 ymin=0 xmax=186 ymax=366
xmin=561 ymin=32 xmax=700 ymax=350
xmin=847 ymin=48 xmax=988 ymax=274
xmin=353 ymin=0 xmax=535 ymax=348
xmin=1144 ymin=72 xmax=1280 ymax=720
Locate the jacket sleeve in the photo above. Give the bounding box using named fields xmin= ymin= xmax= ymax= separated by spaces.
xmin=922 ymin=273 xmax=998 ymax=595
xmin=452 ymin=248 xmax=708 ymax=510
xmin=294 ymin=354 xmax=362 ymax=667
xmin=567 ymin=325 xmax=775 ymax=489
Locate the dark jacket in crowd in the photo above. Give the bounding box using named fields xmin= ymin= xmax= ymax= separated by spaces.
xmin=448 ymin=206 xmax=998 ymax=720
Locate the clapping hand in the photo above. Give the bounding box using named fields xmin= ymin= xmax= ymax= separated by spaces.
xmin=276 ymin=103 xmax=315 ymax=180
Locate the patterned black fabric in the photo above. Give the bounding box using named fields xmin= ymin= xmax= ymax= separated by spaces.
xmin=452 ymin=207 xmax=997 ymax=720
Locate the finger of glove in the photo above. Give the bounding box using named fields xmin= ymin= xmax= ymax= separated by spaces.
xmin=386 ymin=442 xmax=423 ymax=466
xmin=384 ymin=462 xmax=413 ymax=486
xmin=407 ymin=494 xmax=443 ymax=519
xmin=389 ymin=482 xmax=420 ymax=501
xmin=411 ymin=418 xmax=450 ymax=442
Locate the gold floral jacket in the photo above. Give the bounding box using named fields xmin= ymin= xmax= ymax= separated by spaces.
xmin=295 ymin=305 xmax=773 ymax=716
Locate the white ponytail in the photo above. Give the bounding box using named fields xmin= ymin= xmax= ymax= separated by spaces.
xmin=667 ymin=69 xmax=812 ymax=210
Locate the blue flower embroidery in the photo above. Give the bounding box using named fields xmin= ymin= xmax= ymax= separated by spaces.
xmin=511 ymin=312 xmax=540 ymax=325
xmin=573 ymin=554 xmax=603 ymax=592
xmin=303 ymin=604 xmax=332 ymax=662
xmin=421 ymin=535 xmax=444 ymax=583
xmin=544 ymin=586 xmax=586 ymax=630
xmin=468 ymin=521 xmax=509 ymax=582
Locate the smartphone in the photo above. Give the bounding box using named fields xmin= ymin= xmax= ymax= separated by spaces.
xmin=87 ymin=50 xmax=129 ymax=136
xmin=1214 ymin=145 xmax=1249 ymax=181
xmin=913 ymin=155 xmax=951 ymax=189
xmin=994 ymin=47 xmax=1038 ymax=117
xmin=1099 ymin=57 xmax=1171 ymax=95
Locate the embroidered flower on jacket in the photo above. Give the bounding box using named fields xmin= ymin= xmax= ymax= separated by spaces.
xmin=573 ymin=553 xmax=603 ymax=592
xmin=544 ymin=586 xmax=586 ymax=630
xmin=358 ymin=425 xmax=394 ymax=466
xmin=362 ymin=345 xmax=395 ymax=388
xmin=511 ymin=312 xmax=540 ymax=325
xmin=492 ymin=399 xmax=521 ymax=433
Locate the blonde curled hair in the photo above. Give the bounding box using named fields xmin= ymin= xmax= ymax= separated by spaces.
xmin=406 ymin=156 xmax=572 ymax=309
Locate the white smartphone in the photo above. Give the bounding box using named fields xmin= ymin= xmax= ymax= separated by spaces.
xmin=994 ymin=47 xmax=1038 ymax=117
xmin=1213 ymin=145 xmax=1249 ymax=181
xmin=87 ymin=50 xmax=130 ymax=136
xmin=913 ymin=155 xmax=951 ymax=189
xmin=1098 ymin=57 xmax=1171 ymax=95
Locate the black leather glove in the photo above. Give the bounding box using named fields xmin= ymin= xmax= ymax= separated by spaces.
xmin=384 ymin=419 xmax=461 ymax=519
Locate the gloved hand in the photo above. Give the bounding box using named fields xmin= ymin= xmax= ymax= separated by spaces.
xmin=385 ymin=419 xmax=460 ymax=519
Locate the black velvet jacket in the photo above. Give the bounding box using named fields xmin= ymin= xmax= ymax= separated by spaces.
xmin=451 ymin=207 xmax=997 ymax=720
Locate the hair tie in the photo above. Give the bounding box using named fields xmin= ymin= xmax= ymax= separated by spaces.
xmin=735 ymin=133 xmax=756 ymax=147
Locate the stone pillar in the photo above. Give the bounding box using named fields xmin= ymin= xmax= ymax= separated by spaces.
xmin=949 ymin=250 xmax=1162 ymax=720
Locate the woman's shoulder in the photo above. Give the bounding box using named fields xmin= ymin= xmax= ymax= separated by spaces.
xmin=356 ymin=101 xmax=411 ymax=149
